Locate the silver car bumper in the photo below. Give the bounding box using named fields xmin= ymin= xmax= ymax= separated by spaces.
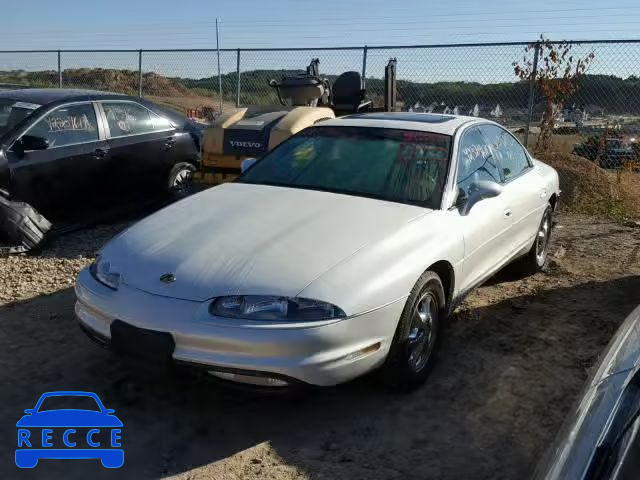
xmin=74 ymin=267 xmax=405 ymax=387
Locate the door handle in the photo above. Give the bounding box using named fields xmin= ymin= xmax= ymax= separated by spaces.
xmin=93 ymin=148 xmax=108 ymax=159
xmin=504 ymin=209 xmax=512 ymax=218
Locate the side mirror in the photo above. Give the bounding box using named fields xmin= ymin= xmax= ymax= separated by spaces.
xmin=241 ymin=157 xmax=257 ymax=173
xmin=21 ymin=135 xmax=49 ymax=152
xmin=104 ymin=409 xmax=115 ymax=414
xmin=459 ymin=180 xmax=503 ymax=215
xmin=23 ymin=409 xmax=33 ymax=414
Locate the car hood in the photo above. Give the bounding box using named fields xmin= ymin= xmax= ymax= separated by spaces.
xmin=16 ymin=410 xmax=123 ymax=428
xmin=103 ymin=183 xmax=429 ymax=302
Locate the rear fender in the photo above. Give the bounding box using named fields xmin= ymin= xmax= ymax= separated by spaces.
xmin=0 ymin=147 xmax=9 ymax=196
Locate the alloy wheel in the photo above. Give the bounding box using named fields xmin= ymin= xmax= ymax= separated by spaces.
xmin=407 ymin=292 xmax=438 ymax=373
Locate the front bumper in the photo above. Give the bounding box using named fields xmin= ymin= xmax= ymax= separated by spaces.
xmin=74 ymin=268 xmax=404 ymax=387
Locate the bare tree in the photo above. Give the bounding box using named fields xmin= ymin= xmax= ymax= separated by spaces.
xmin=514 ymin=36 xmax=595 ymax=152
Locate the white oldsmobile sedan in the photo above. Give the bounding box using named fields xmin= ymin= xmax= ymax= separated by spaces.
xmin=75 ymin=113 xmax=560 ymax=390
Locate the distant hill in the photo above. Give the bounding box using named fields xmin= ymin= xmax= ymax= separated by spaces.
xmin=185 ymin=70 xmax=640 ymax=114
xmin=1 ymin=68 xmax=639 ymax=115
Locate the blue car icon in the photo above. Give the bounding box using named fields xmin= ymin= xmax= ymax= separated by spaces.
xmin=16 ymin=391 xmax=123 ymax=468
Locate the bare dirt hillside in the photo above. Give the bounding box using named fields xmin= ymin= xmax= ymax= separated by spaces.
xmin=537 ymin=151 xmax=640 ymax=220
xmin=0 ymin=68 xmax=196 ymax=97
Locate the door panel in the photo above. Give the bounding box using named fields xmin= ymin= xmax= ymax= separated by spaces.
xmin=100 ymin=101 xmax=177 ymax=199
xmin=455 ymin=195 xmax=512 ymax=293
xmin=454 ymin=125 xmax=513 ymax=292
xmin=480 ymin=124 xmax=545 ymax=253
xmin=7 ymin=102 xmax=108 ymax=216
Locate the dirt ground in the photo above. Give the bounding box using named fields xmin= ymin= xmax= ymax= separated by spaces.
xmin=1 ymin=213 xmax=639 ymax=480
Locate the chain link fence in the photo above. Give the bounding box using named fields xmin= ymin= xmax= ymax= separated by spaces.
xmin=1 ymin=40 xmax=639 ymax=168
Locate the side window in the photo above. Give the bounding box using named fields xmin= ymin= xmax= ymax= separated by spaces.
xmin=101 ymin=102 xmax=169 ymax=137
xmin=27 ymin=103 xmax=99 ymax=148
xmin=456 ymin=126 xmax=502 ymax=200
xmin=481 ymin=125 xmax=530 ymax=182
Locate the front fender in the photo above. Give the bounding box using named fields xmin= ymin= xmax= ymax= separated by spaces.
xmin=298 ymin=211 xmax=464 ymax=316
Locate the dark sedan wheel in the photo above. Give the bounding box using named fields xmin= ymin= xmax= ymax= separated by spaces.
xmin=168 ymin=162 xmax=196 ymax=196
xmin=381 ymin=271 xmax=445 ymax=391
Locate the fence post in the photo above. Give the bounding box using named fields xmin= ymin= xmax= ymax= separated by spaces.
xmin=236 ymin=48 xmax=241 ymax=108
xmin=361 ymin=45 xmax=368 ymax=88
xmin=138 ymin=50 xmax=143 ymax=98
xmin=524 ymin=41 xmax=540 ymax=147
xmin=57 ymin=50 xmax=62 ymax=88
xmin=216 ymin=18 xmax=223 ymax=113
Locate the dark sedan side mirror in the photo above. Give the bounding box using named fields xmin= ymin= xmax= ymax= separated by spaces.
xmin=14 ymin=135 xmax=49 ymax=157
xmin=241 ymin=158 xmax=257 ymax=173
xmin=459 ymin=180 xmax=503 ymax=216
xmin=22 ymin=135 xmax=50 ymax=151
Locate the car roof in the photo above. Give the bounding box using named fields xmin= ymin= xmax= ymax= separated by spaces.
xmin=0 ymin=88 xmax=129 ymax=105
xmin=319 ymin=112 xmax=489 ymax=135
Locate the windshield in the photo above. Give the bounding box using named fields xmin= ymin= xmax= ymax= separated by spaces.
xmin=239 ymin=126 xmax=452 ymax=208
xmin=0 ymin=98 xmax=41 ymax=136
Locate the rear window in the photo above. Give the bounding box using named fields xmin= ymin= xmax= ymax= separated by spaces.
xmin=0 ymin=99 xmax=41 ymax=136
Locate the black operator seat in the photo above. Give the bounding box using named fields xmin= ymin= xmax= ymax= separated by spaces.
xmin=331 ymin=71 xmax=372 ymax=113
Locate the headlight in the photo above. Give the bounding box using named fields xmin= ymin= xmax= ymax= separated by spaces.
xmin=89 ymin=255 xmax=121 ymax=290
xmin=209 ymin=295 xmax=346 ymax=321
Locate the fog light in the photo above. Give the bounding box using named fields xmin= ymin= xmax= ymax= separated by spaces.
xmin=341 ymin=342 xmax=382 ymax=362
xmin=208 ymin=371 xmax=288 ymax=387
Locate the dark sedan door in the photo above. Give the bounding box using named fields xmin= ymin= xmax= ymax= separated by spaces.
xmin=7 ymin=102 xmax=109 ymax=216
xmin=99 ymin=101 xmax=177 ymax=199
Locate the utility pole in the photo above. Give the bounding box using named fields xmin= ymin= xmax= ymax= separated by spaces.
xmin=216 ymin=18 xmax=223 ymax=113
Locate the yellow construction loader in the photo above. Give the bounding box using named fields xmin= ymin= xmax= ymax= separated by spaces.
xmin=194 ymin=58 xmax=397 ymax=186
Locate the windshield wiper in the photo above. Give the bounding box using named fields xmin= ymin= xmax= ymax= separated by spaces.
xmin=234 ymin=180 xmax=433 ymax=208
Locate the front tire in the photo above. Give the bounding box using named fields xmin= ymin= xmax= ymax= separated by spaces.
xmin=381 ymin=271 xmax=445 ymax=391
xmin=168 ymin=162 xmax=196 ymax=197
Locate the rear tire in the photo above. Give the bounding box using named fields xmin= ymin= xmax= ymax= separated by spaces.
xmin=168 ymin=162 xmax=196 ymax=197
xmin=517 ymin=204 xmax=553 ymax=276
xmin=381 ymin=271 xmax=445 ymax=391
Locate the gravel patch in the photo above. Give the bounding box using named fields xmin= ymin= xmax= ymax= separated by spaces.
xmin=1 ymin=213 xmax=639 ymax=479
xmin=0 ymin=222 xmax=130 ymax=305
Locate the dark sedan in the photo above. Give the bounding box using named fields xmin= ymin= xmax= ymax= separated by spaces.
xmin=0 ymin=89 xmax=201 ymax=248
xmin=534 ymin=304 xmax=640 ymax=480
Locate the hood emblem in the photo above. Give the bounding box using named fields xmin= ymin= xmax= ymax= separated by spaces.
xmin=159 ymin=273 xmax=176 ymax=283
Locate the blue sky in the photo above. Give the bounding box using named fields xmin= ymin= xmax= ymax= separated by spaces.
xmin=0 ymin=0 xmax=639 ymax=82
xmin=2 ymin=0 xmax=639 ymax=49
